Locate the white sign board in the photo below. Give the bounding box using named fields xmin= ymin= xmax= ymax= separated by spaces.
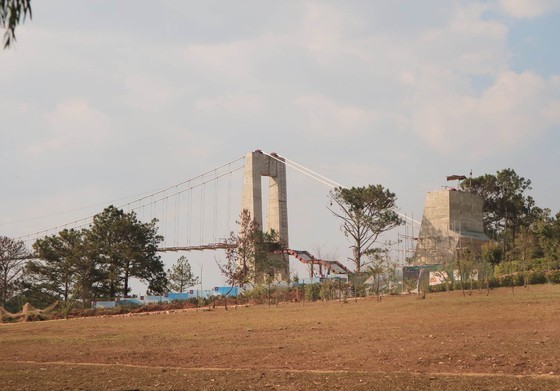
xmin=429 ymin=271 xmax=448 ymax=286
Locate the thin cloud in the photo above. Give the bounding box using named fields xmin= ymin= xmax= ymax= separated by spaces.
xmin=28 ymin=99 xmax=113 ymax=154
xmin=410 ymin=71 xmax=560 ymax=157
xmin=499 ymin=0 xmax=560 ymax=18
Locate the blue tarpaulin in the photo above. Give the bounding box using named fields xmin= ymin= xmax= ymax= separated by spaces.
xmin=93 ymin=286 xmax=239 ymax=308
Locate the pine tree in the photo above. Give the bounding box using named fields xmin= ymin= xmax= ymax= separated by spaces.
xmin=167 ymin=256 xmax=199 ymax=293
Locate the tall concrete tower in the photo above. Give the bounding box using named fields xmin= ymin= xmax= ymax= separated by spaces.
xmin=241 ymin=150 xmax=289 ymax=280
xmin=415 ymin=189 xmax=489 ymax=265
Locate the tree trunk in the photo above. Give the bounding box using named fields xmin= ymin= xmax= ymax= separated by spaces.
xmin=109 ymin=262 xmax=117 ymax=299
xmin=355 ymin=245 xmax=361 ymax=273
xmin=224 ymin=286 xmax=235 ymax=311
xmin=82 ymin=282 xmax=91 ymax=309
xmin=503 ymin=208 xmax=508 ymax=261
xmin=123 ymin=261 xmax=130 ymax=297
xmin=456 ymin=259 xmax=465 ymax=297
xmin=1 ymin=269 xmax=7 ymax=306
xmin=64 ymin=281 xmax=69 ymax=302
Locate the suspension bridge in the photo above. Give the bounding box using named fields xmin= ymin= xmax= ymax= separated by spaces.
xmin=12 ymin=150 xmax=420 ymax=275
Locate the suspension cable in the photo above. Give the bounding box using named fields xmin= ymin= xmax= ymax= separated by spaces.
xmin=263 ymin=152 xmax=341 ymax=189
xmin=213 ymin=171 xmax=218 ymax=243
xmin=283 ymin=155 xmax=345 ymax=188
xmin=262 ymin=151 xmax=420 ymax=226
xmin=200 ymin=182 xmax=205 ymax=244
xmin=187 ymin=185 xmax=192 ymax=246
xmin=227 ymin=167 xmax=232 ymax=234
xmin=174 ymin=187 xmax=179 ymax=247
xmin=263 ymin=151 xmax=343 ymax=189
xmin=15 ymin=157 xmax=245 ymax=242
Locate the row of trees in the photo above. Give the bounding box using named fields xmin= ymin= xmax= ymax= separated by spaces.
xmin=4 ymin=167 xmax=558 ymax=310
xmin=2 ymin=184 xmax=405 ymax=309
xmin=464 ymin=168 xmax=560 ymax=265
xmin=0 ymin=206 xmax=200 ymax=310
xmin=1 ymin=204 xmax=284 ymax=311
xmin=415 ymin=168 xmax=560 ymax=296
xmin=27 ymin=206 xmax=167 ymax=309
xmin=323 ymin=169 xmax=560 ymax=298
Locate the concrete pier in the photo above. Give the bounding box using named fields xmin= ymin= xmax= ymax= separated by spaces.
xmin=241 ymin=151 xmax=289 ymax=281
xmin=415 ymin=189 xmax=489 ymax=265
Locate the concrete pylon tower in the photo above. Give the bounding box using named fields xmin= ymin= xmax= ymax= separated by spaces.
xmin=415 ymin=189 xmax=489 ymax=265
xmin=241 ymin=150 xmax=289 ymax=281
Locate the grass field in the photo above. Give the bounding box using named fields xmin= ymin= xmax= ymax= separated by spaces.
xmin=1 ymin=285 xmax=560 ymax=390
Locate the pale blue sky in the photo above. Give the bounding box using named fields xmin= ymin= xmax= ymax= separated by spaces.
xmin=1 ymin=1 xmax=559 ymax=292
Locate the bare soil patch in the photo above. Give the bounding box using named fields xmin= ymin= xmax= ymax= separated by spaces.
xmin=1 ymin=285 xmax=560 ymax=390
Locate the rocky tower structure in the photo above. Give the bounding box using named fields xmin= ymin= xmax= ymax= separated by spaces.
xmin=241 ymin=150 xmax=289 ymax=280
xmin=415 ymin=189 xmax=489 ymax=265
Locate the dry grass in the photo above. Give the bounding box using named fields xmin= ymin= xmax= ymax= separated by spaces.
xmin=1 ymin=285 xmax=560 ymax=390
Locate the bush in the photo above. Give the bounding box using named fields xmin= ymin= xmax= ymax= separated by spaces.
xmin=495 ymin=261 xmax=518 ymax=275
xmin=354 ymin=284 xmax=367 ymax=298
xmin=487 ymin=276 xmax=500 ymax=288
xmin=546 ymin=270 xmax=560 ymax=284
xmin=511 ymin=272 xmax=525 ymax=286
xmin=526 ymin=270 xmax=547 ymax=285
xmin=428 ymin=283 xmax=451 ymax=293
xmin=244 ymin=284 xmax=269 ymax=304
xmin=470 ymin=280 xmax=482 ymax=290
xmin=496 ymin=258 xmax=560 ymax=275
xmin=304 ymin=284 xmax=321 ymax=301
xmin=498 ymin=274 xmax=513 ymax=287
xmin=319 ymin=281 xmax=334 ymax=301
xmin=427 ymin=279 xmax=486 ymax=293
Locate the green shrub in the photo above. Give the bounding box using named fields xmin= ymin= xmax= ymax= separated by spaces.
xmin=243 ymin=284 xmax=269 ymax=303
xmin=496 ymin=258 xmax=560 ymax=275
xmin=498 ymin=274 xmax=513 ymax=287
xmin=529 ymin=258 xmax=560 ymax=272
xmin=319 ymin=281 xmax=334 ymax=301
xmin=545 ymin=270 xmax=560 ymax=284
xmin=487 ymin=276 xmax=500 ymax=288
xmin=428 ymin=279 xmax=488 ymax=293
xmin=428 ymin=283 xmax=452 ymax=293
xmin=526 ymin=270 xmax=547 ymax=285
xmin=511 ymin=272 xmax=525 ymax=286
xmin=304 ymin=284 xmax=321 ymax=301
xmin=474 ymin=280 xmax=482 ymax=290
xmin=452 ymin=281 xmax=465 ymax=291
xmin=354 ymin=284 xmax=367 ymax=298
xmin=495 ymin=261 xmax=521 ymax=275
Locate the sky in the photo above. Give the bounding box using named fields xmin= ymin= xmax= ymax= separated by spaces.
xmin=1 ymin=0 xmax=559 ymax=294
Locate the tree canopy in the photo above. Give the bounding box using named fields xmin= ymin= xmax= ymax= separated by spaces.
xmin=329 ymin=185 xmax=402 ymax=273
xmin=462 ymin=168 xmax=539 ymax=258
xmin=86 ymin=206 xmax=166 ymax=297
xmin=1 ymin=0 xmax=31 ymax=48
xmin=24 ymin=206 xmax=167 ymax=308
xmin=168 ymin=256 xmax=199 ymax=293
xmin=218 ymin=209 xmax=282 ymax=288
xmin=0 ymin=236 xmax=29 ymax=306
xmin=31 ymin=229 xmax=92 ymax=305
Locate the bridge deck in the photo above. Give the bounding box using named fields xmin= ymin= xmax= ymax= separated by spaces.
xmin=157 ymin=243 xmax=236 ymax=252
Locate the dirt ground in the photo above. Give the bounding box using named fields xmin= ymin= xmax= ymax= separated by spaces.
xmin=1 ymin=285 xmax=560 ymax=390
